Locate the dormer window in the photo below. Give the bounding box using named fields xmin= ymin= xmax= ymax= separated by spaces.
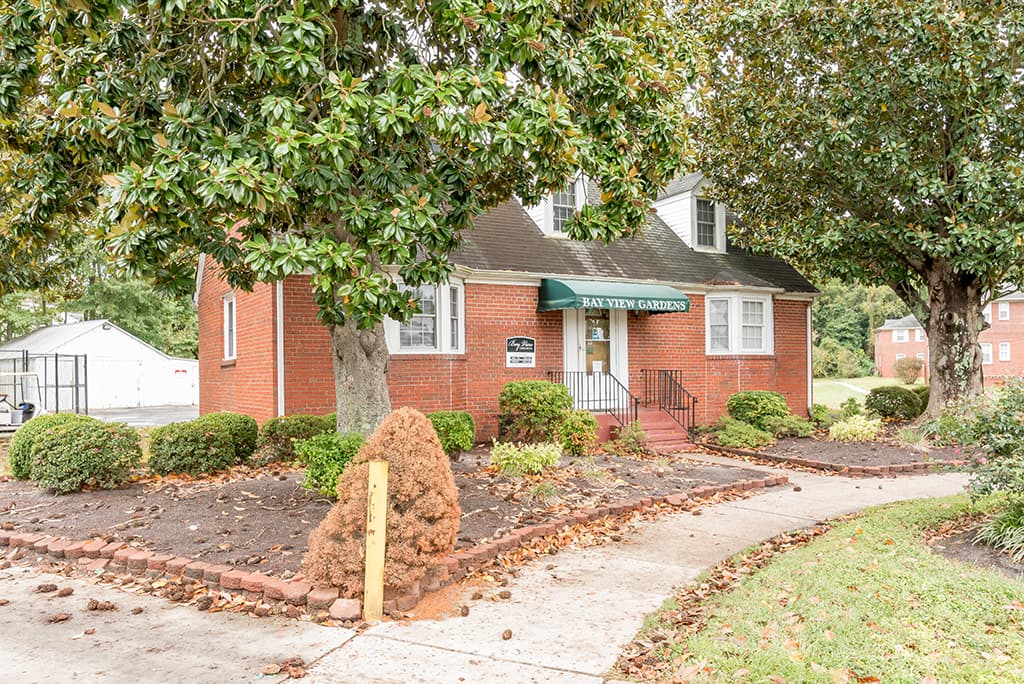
xmin=695 ymin=199 xmax=717 ymax=248
xmin=551 ymin=184 xmax=577 ymax=233
xmin=532 ymin=176 xmax=586 ymax=236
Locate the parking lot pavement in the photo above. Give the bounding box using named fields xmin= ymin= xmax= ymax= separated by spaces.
xmin=87 ymin=405 xmax=198 ymax=427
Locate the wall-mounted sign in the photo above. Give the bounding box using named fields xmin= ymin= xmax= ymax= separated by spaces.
xmin=506 ymin=336 xmax=536 ymax=368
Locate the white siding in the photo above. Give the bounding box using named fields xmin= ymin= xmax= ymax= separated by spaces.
xmin=653 ymin=194 xmax=693 ymax=247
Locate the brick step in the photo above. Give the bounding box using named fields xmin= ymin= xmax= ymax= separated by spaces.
xmin=651 ymin=442 xmax=696 ymax=454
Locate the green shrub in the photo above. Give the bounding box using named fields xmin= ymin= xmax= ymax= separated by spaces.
xmin=148 ymin=421 xmax=236 ymax=476
xmin=725 ymin=391 xmax=790 ymax=430
xmin=557 ymin=410 xmax=599 ymax=457
xmin=498 ymin=380 xmax=573 ymax=442
xmin=865 ymin=385 xmax=923 ymax=420
xmin=295 ymin=432 xmax=365 ymax=497
xmin=193 ymin=412 xmax=258 ymax=463
xmin=828 ymin=415 xmax=882 ymax=442
xmin=809 ymin=403 xmax=834 ymax=428
xmin=974 ymin=498 xmax=1024 ymax=562
xmin=897 ymin=427 xmax=923 ymax=445
xmin=29 ymin=421 xmax=141 ymax=494
xmin=607 ymin=420 xmax=649 ymax=456
xmin=715 ymin=418 xmax=774 ymax=449
xmin=490 ymin=440 xmax=561 ymax=476
xmin=912 ymin=384 xmax=930 ymax=409
xmin=9 ymin=413 xmax=99 ymax=480
xmin=762 ymin=414 xmax=815 ymax=438
xmin=256 ymin=414 xmax=335 ymax=464
xmin=427 ymin=411 xmax=476 ymax=457
xmin=840 ymin=397 xmax=862 ymax=418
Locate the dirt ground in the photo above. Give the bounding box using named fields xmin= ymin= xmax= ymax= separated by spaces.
xmin=771 ymin=436 xmax=967 ymax=467
xmin=0 ymin=450 xmax=762 ymax=577
xmin=932 ymin=526 xmax=1024 ymax=581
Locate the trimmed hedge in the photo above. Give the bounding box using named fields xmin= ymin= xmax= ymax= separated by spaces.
xmin=9 ymin=413 xmax=99 ymax=480
xmin=498 ymin=380 xmax=573 ymax=442
xmin=193 ymin=412 xmax=258 ymax=463
xmin=428 ymin=411 xmax=476 ymax=457
xmin=865 ymin=385 xmax=923 ymax=420
xmin=148 ymin=421 xmax=236 ymax=476
xmin=256 ymin=414 xmax=335 ymax=464
xmin=912 ymin=385 xmax=931 ymax=410
xmin=30 ymin=421 xmax=142 ymax=494
xmin=295 ymin=432 xmax=365 ymax=497
xmin=726 ymin=391 xmax=790 ymax=430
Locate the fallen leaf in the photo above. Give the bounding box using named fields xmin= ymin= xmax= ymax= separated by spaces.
xmin=47 ymin=612 xmax=72 ymax=624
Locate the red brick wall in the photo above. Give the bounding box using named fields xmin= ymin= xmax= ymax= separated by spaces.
xmin=874 ymin=301 xmax=1024 ymax=382
xmin=628 ymin=296 xmax=810 ymax=423
xmin=197 ymin=259 xmax=279 ymax=422
xmin=200 ymin=273 xmax=811 ymax=433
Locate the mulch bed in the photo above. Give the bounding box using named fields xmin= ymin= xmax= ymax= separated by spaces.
xmin=927 ymin=515 xmax=1024 ymax=582
xmin=0 ymin=450 xmax=766 ymax=578
xmin=704 ymin=433 xmax=971 ymax=476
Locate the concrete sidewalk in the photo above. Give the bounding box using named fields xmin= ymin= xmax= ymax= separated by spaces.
xmin=0 ymin=465 xmax=968 ymax=683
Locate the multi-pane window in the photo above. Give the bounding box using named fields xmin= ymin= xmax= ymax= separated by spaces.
xmin=916 ymin=352 xmax=925 ymax=361
xmin=223 ymin=294 xmax=236 ymax=360
xmin=449 ymin=287 xmax=461 ymax=351
xmin=695 ymin=199 xmax=717 ymax=248
xmin=915 ymin=329 xmax=924 ymax=342
xmin=999 ymin=302 xmax=1010 ymax=320
xmin=708 ymin=299 xmax=731 ymax=352
xmin=981 ymin=343 xmax=993 ymax=365
xmin=399 ymin=285 xmax=437 ymax=350
xmin=895 ymin=353 xmax=906 ymax=361
xmin=893 ymin=329 xmax=908 ymax=343
xmin=741 ymin=301 xmax=766 ymax=351
xmin=551 ymin=184 xmax=577 ymax=233
xmin=707 ymin=295 xmax=772 ymax=354
xmin=1000 ymin=342 xmax=1011 ymax=362
xmin=983 ymin=304 xmax=992 ymax=324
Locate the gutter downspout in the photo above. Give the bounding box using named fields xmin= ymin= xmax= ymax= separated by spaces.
xmin=276 ymin=280 xmax=285 ymax=417
xmin=806 ymin=304 xmax=813 ymax=411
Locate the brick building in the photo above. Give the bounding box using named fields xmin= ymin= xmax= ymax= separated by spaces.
xmin=874 ymin=292 xmax=1024 ymax=382
xmin=197 ymin=174 xmax=817 ymax=446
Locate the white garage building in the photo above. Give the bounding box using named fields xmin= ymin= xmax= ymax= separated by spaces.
xmin=0 ymin=320 xmax=197 ymax=410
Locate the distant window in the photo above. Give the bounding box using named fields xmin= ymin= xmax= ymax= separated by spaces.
xmin=893 ymin=329 xmax=908 ymax=343
xmin=981 ymin=343 xmax=993 ymax=365
xmin=895 ymin=353 xmax=906 ymax=361
xmin=695 ymin=199 xmax=717 ymax=248
xmin=1000 ymin=342 xmax=1011 ymax=362
xmin=550 ymin=184 xmax=577 ymax=233
xmin=223 ymin=294 xmax=236 ymax=360
xmin=999 ymin=302 xmax=1010 ymax=321
xmin=916 ymin=352 xmax=925 ymax=361
xmin=983 ymin=304 xmax=992 ymax=324
xmin=915 ymin=329 xmax=924 ymax=342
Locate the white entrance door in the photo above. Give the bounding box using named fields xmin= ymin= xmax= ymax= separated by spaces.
xmin=562 ymin=308 xmax=629 ymax=409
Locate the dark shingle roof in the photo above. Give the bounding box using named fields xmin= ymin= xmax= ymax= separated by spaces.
xmin=877 ymin=315 xmax=923 ymax=331
xmin=452 ymin=201 xmax=817 ymax=294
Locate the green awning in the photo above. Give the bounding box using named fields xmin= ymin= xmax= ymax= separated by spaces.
xmin=537 ymin=278 xmax=690 ymax=313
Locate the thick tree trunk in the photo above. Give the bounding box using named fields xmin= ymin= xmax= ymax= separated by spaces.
xmin=330 ymin=319 xmax=392 ymax=434
xmin=922 ymin=267 xmax=985 ymax=418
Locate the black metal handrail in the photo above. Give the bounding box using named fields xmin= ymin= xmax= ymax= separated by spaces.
xmin=640 ymin=369 xmax=698 ymax=437
xmin=546 ymin=370 xmax=639 ymax=428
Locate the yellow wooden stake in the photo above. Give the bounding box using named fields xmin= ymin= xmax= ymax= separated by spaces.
xmin=362 ymin=460 xmax=388 ymax=623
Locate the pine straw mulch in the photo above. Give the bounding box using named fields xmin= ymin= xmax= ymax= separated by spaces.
xmin=614 ymin=521 xmax=839 ymax=682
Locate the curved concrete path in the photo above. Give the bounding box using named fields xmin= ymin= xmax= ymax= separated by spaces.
xmin=0 ymin=461 xmax=968 ymax=683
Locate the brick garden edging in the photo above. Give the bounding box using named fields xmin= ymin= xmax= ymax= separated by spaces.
xmin=704 ymin=444 xmax=965 ymax=478
xmin=0 ymin=471 xmax=787 ymax=621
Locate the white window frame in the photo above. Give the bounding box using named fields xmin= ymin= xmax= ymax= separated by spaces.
xmin=999 ymin=302 xmax=1010 ymax=321
xmin=999 ymin=342 xmax=1010 ymax=362
xmin=916 ymin=352 xmax=925 ymax=361
xmin=385 ymin=280 xmax=465 ymax=355
xmin=983 ymin=303 xmax=992 ymax=324
xmin=543 ymin=177 xmax=586 ymax=236
xmin=893 ymin=329 xmax=908 ymax=343
xmin=981 ymin=342 xmax=993 ymax=365
xmin=705 ymin=293 xmax=774 ymax=355
xmin=691 ymin=194 xmax=727 ymax=253
xmin=895 ymin=353 xmax=906 ymax=361
xmin=914 ymin=329 xmax=924 ymax=342
xmin=222 ymin=293 xmax=237 ymax=361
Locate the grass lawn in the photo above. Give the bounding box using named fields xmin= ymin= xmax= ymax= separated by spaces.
xmin=628 ymin=496 xmax=1024 ymax=683
xmin=813 ymin=376 xmax=921 ymax=409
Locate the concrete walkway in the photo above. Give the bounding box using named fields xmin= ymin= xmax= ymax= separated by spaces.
xmin=0 ymin=464 xmax=968 ymax=684
xmin=832 ymin=380 xmax=870 ymax=395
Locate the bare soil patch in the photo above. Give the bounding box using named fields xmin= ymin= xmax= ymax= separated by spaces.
xmin=0 ymin=449 xmax=762 ymax=578
xmin=931 ymin=525 xmax=1024 ymax=582
xmin=771 ymin=435 xmax=966 ymax=468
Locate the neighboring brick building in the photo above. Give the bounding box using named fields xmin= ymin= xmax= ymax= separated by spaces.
xmin=197 ymin=174 xmax=817 ymax=444
xmin=874 ymin=292 xmax=1024 ymax=382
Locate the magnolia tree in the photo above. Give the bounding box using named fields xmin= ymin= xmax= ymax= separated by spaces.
xmin=1 ymin=0 xmax=692 ymax=432
xmin=690 ymin=0 xmax=1024 ymax=416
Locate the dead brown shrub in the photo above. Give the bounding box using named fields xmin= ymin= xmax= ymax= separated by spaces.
xmin=301 ymin=407 xmax=461 ymax=596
